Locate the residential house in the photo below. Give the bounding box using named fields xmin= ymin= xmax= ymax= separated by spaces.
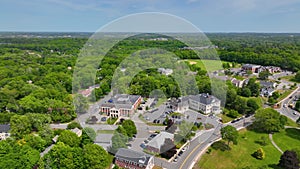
xmin=189 ymin=93 xmax=221 ymax=114
xmin=146 ymin=131 xmax=174 ymax=154
xmin=100 ymin=94 xmax=142 ymax=118
xmin=230 ymin=78 xmax=245 ymax=88
xmin=242 ymin=64 xmax=261 ymax=73
xmin=260 ymin=81 xmax=277 ymax=97
xmin=115 ymin=148 xmax=154 ymax=169
xmin=259 ymin=66 xmax=282 ymax=74
xmin=157 ymin=68 xmax=173 ymax=76
xmin=0 ymin=124 xmax=10 ymax=140
xmin=169 ymin=93 xmax=221 ymax=114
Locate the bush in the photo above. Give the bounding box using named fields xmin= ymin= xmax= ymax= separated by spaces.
xmin=67 ymin=121 xmax=82 ymax=129
xmin=252 ymin=148 xmax=265 ymax=160
xmin=211 ymin=141 xmax=231 ymax=151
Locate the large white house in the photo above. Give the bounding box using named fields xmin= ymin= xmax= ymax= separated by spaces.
xmin=169 ymin=93 xmax=221 ymax=114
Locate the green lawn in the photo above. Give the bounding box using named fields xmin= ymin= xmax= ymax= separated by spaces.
xmin=218 ymin=113 xmax=243 ymax=123
xmin=184 ymin=59 xmax=234 ymax=71
xmin=196 ymin=129 xmax=282 ymax=169
xmin=277 ymin=89 xmax=293 ymax=102
xmin=106 ymin=117 xmax=118 ymax=125
xmin=272 ymin=128 xmax=300 ymax=152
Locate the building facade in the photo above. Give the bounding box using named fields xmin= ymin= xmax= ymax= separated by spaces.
xmin=115 ymin=148 xmax=154 ymax=169
xmin=100 ymin=94 xmax=142 ymax=118
xmin=169 ymin=94 xmax=221 ymax=114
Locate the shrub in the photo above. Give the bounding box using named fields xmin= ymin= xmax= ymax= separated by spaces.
xmin=252 ymin=148 xmax=265 ymax=160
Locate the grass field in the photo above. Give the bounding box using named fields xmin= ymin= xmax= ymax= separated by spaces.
xmin=272 ymin=128 xmax=300 ymax=152
xmin=196 ymin=129 xmax=282 ymax=169
xmin=184 ymin=59 xmax=234 ymax=71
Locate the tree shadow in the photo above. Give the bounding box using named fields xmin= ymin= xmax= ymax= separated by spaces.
xmin=211 ymin=141 xmax=231 ymax=151
xmin=285 ymin=128 xmax=300 ymax=140
xmin=268 ymin=164 xmax=281 ymax=169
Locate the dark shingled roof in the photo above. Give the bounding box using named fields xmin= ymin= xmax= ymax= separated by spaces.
xmin=0 ymin=124 xmax=10 ymax=133
xmin=115 ymin=148 xmax=152 ymax=166
xmin=189 ymin=93 xmax=220 ymax=105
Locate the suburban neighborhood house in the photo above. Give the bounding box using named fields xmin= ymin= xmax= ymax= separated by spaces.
xmin=260 ymin=81 xmax=277 ymax=97
xmin=0 ymin=124 xmax=10 ymax=141
xmin=169 ymin=93 xmax=221 ymax=114
xmin=115 ymin=148 xmax=154 ymax=169
xmin=146 ymin=131 xmax=174 ymax=154
xmin=157 ymin=68 xmax=173 ymax=76
xmin=242 ymin=64 xmax=281 ymax=74
xmin=100 ymin=94 xmax=142 ymax=118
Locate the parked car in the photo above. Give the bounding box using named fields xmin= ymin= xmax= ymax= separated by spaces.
xmin=182 ymin=146 xmax=188 ymax=152
xmin=231 ymin=120 xmax=237 ymax=123
xmin=150 ymin=134 xmax=157 ymax=138
xmin=140 ymin=143 xmax=146 ymax=149
xmin=173 ymin=157 xmax=178 ymax=162
xmin=153 ymin=119 xmax=157 ymax=123
xmin=178 ymin=151 xmax=184 ymax=156
xmin=101 ymin=117 xmax=107 ymax=121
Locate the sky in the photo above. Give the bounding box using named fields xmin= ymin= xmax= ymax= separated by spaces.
xmin=1 ymin=0 xmax=300 ymax=32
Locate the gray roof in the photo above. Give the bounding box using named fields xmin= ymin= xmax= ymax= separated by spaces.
xmin=115 ymin=148 xmax=152 ymax=165
xmin=0 ymin=124 xmax=10 ymax=133
xmin=102 ymin=94 xmax=141 ymax=109
xmin=189 ymin=93 xmax=220 ymax=105
xmin=260 ymin=81 xmax=275 ymax=88
xmin=147 ymin=131 xmax=174 ymax=150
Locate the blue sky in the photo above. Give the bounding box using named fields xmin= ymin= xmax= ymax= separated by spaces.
xmin=1 ymin=0 xmax=300 ymax=32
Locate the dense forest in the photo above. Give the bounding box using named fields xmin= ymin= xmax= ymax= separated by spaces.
xmin=1 ymin=33 xmax=300 ymax=123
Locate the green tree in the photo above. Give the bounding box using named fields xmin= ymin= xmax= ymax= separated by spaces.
xmin=42 ymin=142 xmax=83 ymax=169
xmin=58 ymin=130 xmax=81 ymax=147
xmin=246 ymin=78 xmax=260 ymax=97
xmin=67 ymin=121 xmax=82 ymax=129
xmin=253 ymin=108 xmax=287 ymax=133
xmin=247 ymin=99 xmax=260 ymax=114
xmin=10 ymin=115 xmax=31 ymax=139
xmin=278 ymin=150 xmax=300 ymax=169
xmin=227 ymin=109 xmax=239 ymax=118
xmin=110 ymin=132 xmax=127 ymax=154
xmin=83 ymin=144 xmax=110 ymax=169
xmin=73 ymin=94 xmax=89 ymax=114
xmin=121 ymin=120 xmax=137 ymax=138
xmin=241 ymin=87 xmax=252 ymax=97
xmin=259 ymin=71 xmax=271 ymax=80
xmin=221 ymin=125 xmax=239 ymax=146
xmin=295 ymin=71 xmax=300 ymax=82
xmin=24 ymin=134 xmax=47 ymax=152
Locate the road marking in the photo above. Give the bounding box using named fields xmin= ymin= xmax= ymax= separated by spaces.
xmin=179 ymin=142 xmax=203 ymax=169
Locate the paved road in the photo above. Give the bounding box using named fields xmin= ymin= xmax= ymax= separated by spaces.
xmin=152 ymin=115 xmax=254 ymax=169
xmin=276 ymin=86 xmax=300 ymax=122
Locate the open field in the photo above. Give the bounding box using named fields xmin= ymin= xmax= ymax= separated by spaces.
xmin=196 ymin=129 xmax=282 ymax=169
xmin=272 ymin=128 xmax=300 ymax=152
xmin=184 ymin=59 xmax=236 ymax=71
